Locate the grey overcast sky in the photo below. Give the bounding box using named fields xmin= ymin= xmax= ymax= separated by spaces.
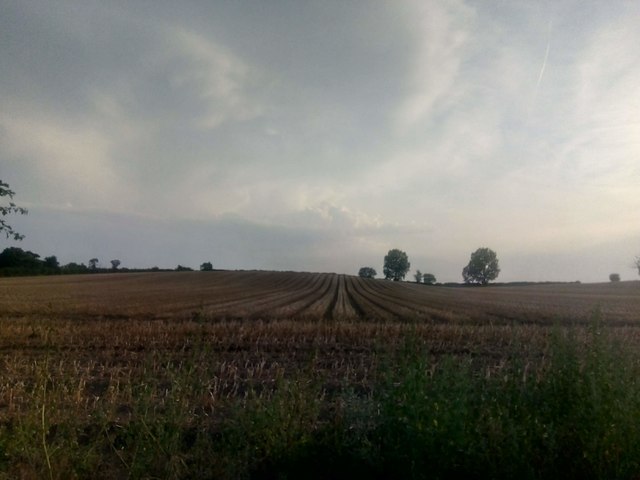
xmin=1 ymin=1 xmax=639 ymax=282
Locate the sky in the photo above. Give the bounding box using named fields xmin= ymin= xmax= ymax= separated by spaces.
xmin=1 ymin=0 xmax=639 ymax=283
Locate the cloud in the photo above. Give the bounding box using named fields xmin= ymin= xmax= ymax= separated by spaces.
xmin=394 ymin=0 xmax=475 ymax=132
xmin=168 ymin=27 xmax=263 ymax=129
xmin=0 ymin=110 xmax=135 ymax=211
xmin=2 ymin=1 xmax=639 ymax=283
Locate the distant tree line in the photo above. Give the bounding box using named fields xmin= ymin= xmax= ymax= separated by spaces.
xmin=0 ymin=248 xmax=61 ymax=276
xmin=362 ymin=246 xmax=640 ymax=285
xmin=0 ymin=247 xmax=215 ymax=277
xmin=359 ymin=247 xmax=500 ymax=286
xmin=0 ymin=248 xmax=127 ymax=276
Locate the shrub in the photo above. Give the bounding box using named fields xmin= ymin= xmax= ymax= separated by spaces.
xmin=358 ymin=267 xmax=377 ymax=279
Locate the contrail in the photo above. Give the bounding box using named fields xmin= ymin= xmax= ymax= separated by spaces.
xmin=534 ymin=20 xmax=553 ymax=93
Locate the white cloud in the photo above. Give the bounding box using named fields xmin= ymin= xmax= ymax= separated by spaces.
xmin=394 ymin=0 xmax=475 ymax=132
xmin=574 ymin=23 xmax=640 ymax=121
xmin=0 ymin=110 xmax=134 ymax=210
xmin=168 ymin=27 xmax=263 ymax=129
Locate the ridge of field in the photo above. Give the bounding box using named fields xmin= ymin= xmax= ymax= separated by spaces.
xmin=1 ymin=270 xmax=638 ymax=325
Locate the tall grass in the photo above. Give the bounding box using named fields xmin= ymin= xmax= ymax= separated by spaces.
xmin=365 ymin=317 xmax=640 ymax=479
xmin=2 ymin=314 xmax=640 ymax=478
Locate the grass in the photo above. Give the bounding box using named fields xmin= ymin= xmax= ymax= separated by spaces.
xmin=2 ymin=312 xmax=640 ymax=478
xmin=371 ymin=320 xmax=640 ymax=479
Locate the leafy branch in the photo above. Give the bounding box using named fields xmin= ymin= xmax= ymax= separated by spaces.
xmin=0 ymin=180 xmax=28 ymax=240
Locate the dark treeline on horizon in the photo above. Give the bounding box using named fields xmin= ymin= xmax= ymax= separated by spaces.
xmin=0 ymin=246 xmax=187 ymax=277
xmin=0 ymin=246 xmax=596 ymax=289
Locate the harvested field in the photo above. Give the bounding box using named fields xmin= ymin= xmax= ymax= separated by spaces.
xmin=1 ymin=272 xmax=640 ymax=479
xmin=1 ymin=271 xmax=638 ymax=324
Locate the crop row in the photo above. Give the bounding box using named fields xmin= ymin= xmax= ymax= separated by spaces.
xmin=1 ymin=272 xmax=639 ymax=325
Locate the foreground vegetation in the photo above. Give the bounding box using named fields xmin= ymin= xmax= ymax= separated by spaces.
xmin=1 ymin=273 xmax=640 ymax=478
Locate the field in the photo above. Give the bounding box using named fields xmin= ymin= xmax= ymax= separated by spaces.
xmin=1 ymin=272 xmax=640 ymax=479
xmin=3 ymin=271 xmax=640 ymax=324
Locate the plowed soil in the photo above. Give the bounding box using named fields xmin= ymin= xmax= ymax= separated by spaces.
xmin=1 ymin=271 xmax=638 ymax=325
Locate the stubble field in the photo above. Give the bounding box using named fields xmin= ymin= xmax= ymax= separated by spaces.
xmin=1 ymin=271 xmax=640 ymax=479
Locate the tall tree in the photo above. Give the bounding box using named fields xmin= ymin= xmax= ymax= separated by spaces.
xmin=0 ymin=180 xmax=28 ymax=241
xmin=383 ymin=249 xmax=410 ymax=281
xmin=462 ymin=247 xmax=500 ymax=285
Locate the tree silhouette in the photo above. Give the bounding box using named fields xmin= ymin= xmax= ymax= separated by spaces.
xmin=0 ymin=180 xmax=28 ymax=241
xmin=462 ymin=247 xmax=500 ymax=285
xmin=423 ymin=273 xmax=436 ymax=285
xmin=358 ymin=267 xmax=377 ymax=279
xmin=383 ymin=249 xmax=410 ymax=281
xmin=414 ymin=270 xmax=423 ymax=283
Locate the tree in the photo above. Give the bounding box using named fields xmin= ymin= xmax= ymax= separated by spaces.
xmin=200 ymin=261 xmax=213 ymax=271
xmin=414 ymin=270 xmax=423 ymax=283
xmin=0 ymin=247 xmax=41 ymax=271
xmin=635 ymin=256 xmax=640 ymax=277
xmin=44 ymin=256 xmax=60 ymax=273
xmin=462 ymin=247 xmax=500 ymax=285
xmin=383 ymin=249 xmax=410 ymax=281
xmin=609 ymin=273 xmax=620 ymax=282
xmin=110 ymin=259 xmax=121 ymax=270
xmin=358 ymin=267 xmax=377 ymax=279
xmin=422 ymin=273 xmax=436 ymax=285
xmin=88 ymin=258 xmax=99 ymax=271
xmin=61 ymin=262 xmax=88 ymax=274
xmin=0 ymin=180 xmax=28 ymax=241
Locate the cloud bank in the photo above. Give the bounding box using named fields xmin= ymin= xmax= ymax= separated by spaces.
xmin=1 ymin=1 xmax=639 ymax=282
